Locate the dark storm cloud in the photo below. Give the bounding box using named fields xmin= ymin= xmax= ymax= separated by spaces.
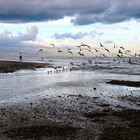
xmin=72 ymin=0 xmax=140 ymax=25
xmin=53 ymin=31 xmax=103 ymax=39
xmin=0 ymin=0 xmax=140 ymax=24
xmin=0 ymin=26 xmax=39 ymax=51
xmin=0 ymin=0 xmax=109 ymax=23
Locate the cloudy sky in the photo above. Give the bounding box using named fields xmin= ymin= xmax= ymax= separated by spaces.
xmin=0 ymin=0 xmax=140 ymax=56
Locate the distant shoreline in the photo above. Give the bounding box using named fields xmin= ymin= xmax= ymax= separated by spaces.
xmin=0 ymin=60 xmax=52 ymax=73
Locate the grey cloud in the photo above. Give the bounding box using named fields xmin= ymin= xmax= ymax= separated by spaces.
xmin=73 ymin=0 xmax=140 ymax=24
xmin=0 ymin=26 xmax=39 ymax=52
xmin=53 ymin=32 xmax=92 ymax=39
xmin=0 ymin=0 xmax=140 ymax=25
xmin=53 ymin=31 xmax=103 ymax=39
xmin=104 ymin=40 xmax=113 ymax=44
xmin=0 ymin=0 xmax=111 ymax=24
xmin=18 ymin=26 xmax=38 ymax=41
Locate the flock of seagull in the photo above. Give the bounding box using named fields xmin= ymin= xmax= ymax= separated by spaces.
xmin=49 ymin=42 xmax=140 ymax=59
xmin=38 ymin=42 xmax=140 ymax=65
xmin=46 ymin=66 xmax=80 ymax=74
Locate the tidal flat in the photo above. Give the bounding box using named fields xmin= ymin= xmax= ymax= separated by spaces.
xmin=0 ymin=57 xmax=139 ymax=140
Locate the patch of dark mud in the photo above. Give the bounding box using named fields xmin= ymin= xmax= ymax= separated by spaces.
xmin=83 ymin=109 xmax=140 ymax=140
xmin=83 ymin=112 xmax=109 ymax=119
xmin=3 ymin=124 xmax=79 ymax=139
xmin=100 ymin=109 xmax=140 ymax=140
xmin=100 ymin=126 xmax=140 ymax=140
xmin=97 ymin=103 xmax=111 ymax=107
xmin=113 ymin=109 xmax=140 ymax=124
xmin=107 ymin=80 xmax=140 ymax=87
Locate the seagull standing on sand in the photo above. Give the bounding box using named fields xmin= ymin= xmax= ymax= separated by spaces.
xmin=58 ymin=48 xmax=62 ymax=53
xmin=88 ymin=60 xmax=92 ymax=64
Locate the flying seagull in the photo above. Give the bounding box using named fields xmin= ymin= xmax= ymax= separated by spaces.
xmin=120 ymin=46 xmax=125 ymax=50
xmin=100 ymin=42 xmax=104 ymax=47
xmin=105 ymin=48 xmax=110 ymax=53
xmin=50 ymin=43 xmax=55 ymax=47
xmin=118 ymin=49 xmax=123 ymax=54
xmin=68 ymin=50 xmax=73 ymax=55
xmin=85 ymin=44 xmax=91 ymax=49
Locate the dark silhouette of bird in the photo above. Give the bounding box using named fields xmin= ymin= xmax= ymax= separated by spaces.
xmin=100 ymin=53 xmax=107 ymax=57
xmin=120 ymin=46 xmax=125 ymax=50
xmin=76 ymin=45 xmax=81 ymax=49
xmin=80 ymin=42 xmax=85 ymax=47
xmin=88 ymin=60 xmax=92 ymax=64
xmin=94 ymin=48 xmax=98 ymax=52
xmin=126 ymin=50 xmax=131 ymax=52
xmin=78 ymin=52 xmax=82 ymax=56
xmin=85 ymin=44 xmax=91 ymax=49
xmin=105 ymin=48 xmax=110 ymax=53
xmin=117 ymin=54 xmax=122 ymax=58
xmin=118 ymin=49 xmax=123 ymax=54
xmin=68 ymin=50 xmax=73 ymax=55
xmin=78 ymin=52 xmax=84 ymax=56
xmin=58 ymin=48 xmax=62 ymax=53
xmin=39 ymin=49 xmax=43 ymax=52
xmin=99 ymin=42 xmax=104 ymax=47
xmin=93 ymin=87 xmax=96 ymax=90
xmin=50 ymin=43 xmax=55 ymax=47
xmin=70 ymin=62 xmax=74 ymax=65
xmin=88 ymin=49 xmax=92 ymax=52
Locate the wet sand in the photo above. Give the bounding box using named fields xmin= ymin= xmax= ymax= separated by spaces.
xmin=0 ymin=61 xmax=52 ymax=73
xmin=0 ymin=58 xmax=139 ymax=140
xmin=0 ymin=94 xmax=139 ymax=140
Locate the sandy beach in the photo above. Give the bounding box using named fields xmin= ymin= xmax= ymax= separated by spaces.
xmin=0 ymin=58 xmax=139 ymax=140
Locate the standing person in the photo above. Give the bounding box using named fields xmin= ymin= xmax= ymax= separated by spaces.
xmin=19 ymin=53 xmax=22 ymax=62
